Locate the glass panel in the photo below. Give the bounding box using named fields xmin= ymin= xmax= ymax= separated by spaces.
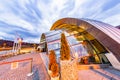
xmin=90 ymin=39 xmax=108 ymax=53
xmin=44 ymin=30 xmax=55 ymax=35
xmin=46 ymin=33 xmax=61 ymax=42
xmin=71 ymin=44 xmax=88 ymax=58
xmin=45 ymin=30 xmax=62 ymax=37
xmin=67 ymin=36 xmax=80 ymax=45
xmin=74 ymin=34 xmax=85 ymax=41
xmin=48 ymin=41 xmax=60 ymax=50
xmin=55 ymin=50 xmax=60 ymax=58
xmin=64 ymin=31 xmax=70 ymax=36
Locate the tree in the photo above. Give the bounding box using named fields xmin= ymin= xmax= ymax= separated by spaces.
xmin=49 ymin=50 xmax=57 ymax=70
xmin=51 ymin=63 xmax=59 ymax=77
xmin=48 ymin=50 xmax=59 ymax=77
xmin=60 ymin=33 xmax=70 ymax=60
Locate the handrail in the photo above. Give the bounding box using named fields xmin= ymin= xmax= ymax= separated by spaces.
xmin=0 ymin=58 xmax=33 ymax=65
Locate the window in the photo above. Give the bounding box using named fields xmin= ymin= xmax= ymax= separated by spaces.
xmin=48 ymin=42 xmax=60 ymax=50
xmin=67 ymin=36 xmax=80 ymax=45
xmin=46 ymin=33 xmax=61 ymax=42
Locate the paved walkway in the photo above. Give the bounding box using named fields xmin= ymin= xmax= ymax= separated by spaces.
xmin=0 ymin=52 xmax=50 ymax=80
xmin=1 ymin=52 xmax=120 ymax=80
xmin=40 ymin=53 xmax=120 ymax=80
xmin=78 ymin=68 xmax=120 ymax=80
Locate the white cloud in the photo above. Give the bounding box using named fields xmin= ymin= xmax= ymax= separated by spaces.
xmin=100 ymin=3 xmax=120 ymax=26
xmin=23 ymin=37 xmax=40 ymax=43
xmin=0 ymin=31 xmax=14 ymax=39
xmin=0 ymin=0 xmax=120 ymax=43
xmin=104 ymin=14 xmax=120 ymax=26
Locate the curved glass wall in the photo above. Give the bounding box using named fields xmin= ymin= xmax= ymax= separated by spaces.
xmin=48 ymin=41 xmax=60 ymax=50
xmin=45 ymin=30 xmax=62 ymax=37
xmin=40 ymin=25 xmax=110 ymax=64
xmin=46 ymin=33 xmax=61 ymax=42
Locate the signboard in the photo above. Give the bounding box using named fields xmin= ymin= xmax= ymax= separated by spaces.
xmin=11 ymin=62 xmax=18 ymax=69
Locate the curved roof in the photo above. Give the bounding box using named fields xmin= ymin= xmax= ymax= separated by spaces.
xmin=50 ymin=18 xmax=120 ymax=61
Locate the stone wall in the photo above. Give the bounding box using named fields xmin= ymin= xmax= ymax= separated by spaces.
xmin=60 ymin=59 xmax=78 ymax=80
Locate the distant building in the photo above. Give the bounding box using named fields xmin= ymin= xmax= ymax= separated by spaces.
xmin=0 ymin=39 xmax=13 ymax=47
xmin=40 ymin=18 xmax=120 ymax=70
xmin=0 ymin=39 xmax=38 ymax=48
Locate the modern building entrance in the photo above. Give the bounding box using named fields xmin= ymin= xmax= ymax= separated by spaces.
xmin=39 ymin=18 xmax=120 ymax=70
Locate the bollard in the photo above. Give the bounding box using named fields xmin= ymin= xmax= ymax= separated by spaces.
xmin=27 ymin=58 xmax=33 ymax=80
xmin=30 ymin=58 xmax=33 ymax=73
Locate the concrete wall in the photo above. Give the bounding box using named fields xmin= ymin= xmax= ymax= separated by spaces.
xmin=105 ymin=53 xmax=120 ymax=70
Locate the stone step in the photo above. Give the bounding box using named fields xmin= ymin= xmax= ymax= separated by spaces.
xmin=78 ymin=64 xmax=110 ymax=70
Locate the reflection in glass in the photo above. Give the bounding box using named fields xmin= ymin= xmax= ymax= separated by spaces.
xmin=48 ymin=42 xmax=60 ymax=50
xmin=41 ymin=27 xmax=110 ymax=64
xmin=67 ymin=36 xmax=80 ymax=45
xmin=45 ymin=30 xmax=62 ymax=37
xmin=46 ymin=33 xmax=61 ymax=42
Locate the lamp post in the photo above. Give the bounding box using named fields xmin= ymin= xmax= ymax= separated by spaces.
xmin=30 ymin=58 xmax=33 ymax=73
xmin=18 ymin=38 xmax=22 ymax=54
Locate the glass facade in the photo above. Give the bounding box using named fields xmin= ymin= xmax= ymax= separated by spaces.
xmin=40 ymin=27 xmax=110 ymax=64
xmin=39 ymin=18 xmax=118 ymax=64
xmin=46 ymin=33 xmax=61 ymax=42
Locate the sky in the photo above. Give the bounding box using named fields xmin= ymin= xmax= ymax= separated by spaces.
xmin=0 ymin=0 xmax=120 ymax=43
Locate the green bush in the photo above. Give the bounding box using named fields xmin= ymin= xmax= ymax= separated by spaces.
xmin=60 ymin=33 xmax=70 ymax=60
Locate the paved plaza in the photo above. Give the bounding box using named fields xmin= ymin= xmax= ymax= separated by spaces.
xmin=0 ymin=52 xmax=120 ymax=80
xmin=0 ymin=52 xmax=50 ymax=80
xmin=78 ymin=68 xmax=120 ymax=80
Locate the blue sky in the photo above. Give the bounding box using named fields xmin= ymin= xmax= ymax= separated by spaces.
xmin=0 ymin=0 xmax=120 ymax=43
